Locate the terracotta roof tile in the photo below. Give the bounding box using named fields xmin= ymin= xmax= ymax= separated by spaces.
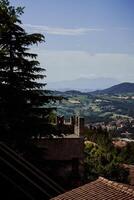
xmin=51 ymin=177 xmax=134 ymax=200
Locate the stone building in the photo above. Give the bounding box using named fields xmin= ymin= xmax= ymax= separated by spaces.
xmin=56 ymin=115 xmax=85 ymax=136
xmin=33 ymin=115 xmax=85 ymax=190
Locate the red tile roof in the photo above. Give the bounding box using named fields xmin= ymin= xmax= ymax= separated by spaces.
xmin=51 ymin=177 xmax=134 ymax=200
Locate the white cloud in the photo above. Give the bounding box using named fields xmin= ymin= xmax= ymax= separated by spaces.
xmin=24 ymin=24 xmax=104 ymax=36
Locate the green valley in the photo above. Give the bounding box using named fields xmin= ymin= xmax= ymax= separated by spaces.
xmin=53 ymin=90 xmax=134 ymax=123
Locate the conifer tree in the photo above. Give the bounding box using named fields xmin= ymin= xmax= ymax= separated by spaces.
xmin=0 ymin=0 xmax=56 ymax=146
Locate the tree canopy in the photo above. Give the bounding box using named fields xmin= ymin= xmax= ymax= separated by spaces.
xmin=0 ymin=0 xmax=57 ymax=147
xmin=84 ymin=129 xmax=129 ymax=183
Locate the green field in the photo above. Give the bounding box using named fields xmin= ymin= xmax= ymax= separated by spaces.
xmin=53 ymin=91 xmax=134 ymax=123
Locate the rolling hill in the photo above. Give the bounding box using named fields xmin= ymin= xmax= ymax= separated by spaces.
xmin=91 ymin=82 xmax=134 ymax=95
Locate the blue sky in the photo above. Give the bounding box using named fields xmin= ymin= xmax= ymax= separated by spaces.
xmin=10 ymin=0 xmax=134 ymax=83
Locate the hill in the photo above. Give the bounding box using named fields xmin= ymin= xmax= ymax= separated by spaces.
xmin=50 ymin=82 xmax=134 ymax=123
xmin=92 ymin=82 xmax=134 ymax=95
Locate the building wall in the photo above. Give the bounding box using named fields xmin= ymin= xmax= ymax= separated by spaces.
xmin=34 ymin=137 xmax=85 ymax=189
xmin=36 ymin=138 xmax=84 ymax=161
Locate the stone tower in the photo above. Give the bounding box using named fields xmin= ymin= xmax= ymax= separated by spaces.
xmin=74 ymin=115 xmax=80 ymax=136
xmin=74 ymin=115 xmax=84 ymax=136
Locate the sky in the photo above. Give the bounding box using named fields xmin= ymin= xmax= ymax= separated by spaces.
xmin=10 ymin=0 xmax=134 ymax=83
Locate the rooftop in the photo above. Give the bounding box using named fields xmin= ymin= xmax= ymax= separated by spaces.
xmin=51 ymin=177 xmax=134 ymax=200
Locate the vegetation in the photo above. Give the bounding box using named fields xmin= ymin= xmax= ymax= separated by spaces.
xmin=84 ymin=129 xmax=129 ymax=183
xmin=53 ymin=90 xmax=134 ymax=123
xmin=0 ymin=0 xmax=57 ymax=148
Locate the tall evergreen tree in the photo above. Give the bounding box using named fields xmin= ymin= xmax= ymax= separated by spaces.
xmin=0 ymin=0 xmax=56 ymax=146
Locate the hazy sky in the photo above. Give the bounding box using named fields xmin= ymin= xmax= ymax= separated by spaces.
xmin=10 ymin=0 xmax=134 ymax=82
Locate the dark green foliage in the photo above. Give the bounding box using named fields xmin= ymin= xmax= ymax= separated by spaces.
xmin=84 ymin=127 xmax=113 ymax=149
xmin=84 ymin=129 xmax=129 ymax=183
xmin=0 ymin=0 xmax=57 ymax=147
xmin=117 ymin=142 xmax=134 ymax=164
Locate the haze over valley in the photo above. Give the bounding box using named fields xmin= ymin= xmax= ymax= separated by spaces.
xmin=47 ymin=77 xmax=120 ymax=92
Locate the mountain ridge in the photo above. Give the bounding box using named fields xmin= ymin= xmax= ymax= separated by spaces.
xmin=52 ymin=82 xmax=134 ymax=95
xmin=91 ymin=82 xmax=134 ymax=95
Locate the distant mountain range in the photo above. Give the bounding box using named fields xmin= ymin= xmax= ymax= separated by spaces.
xmin=52 ymin=82 xmax=134 ymax=96
xmin=47 ymin=77 xmax=120 ymax=92
xmin=92 ymin=82 xmax=134 ymax=95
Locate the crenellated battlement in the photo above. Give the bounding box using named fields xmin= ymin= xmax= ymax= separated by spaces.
xmin=56 ymin=115 xmax=85 ymax=136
